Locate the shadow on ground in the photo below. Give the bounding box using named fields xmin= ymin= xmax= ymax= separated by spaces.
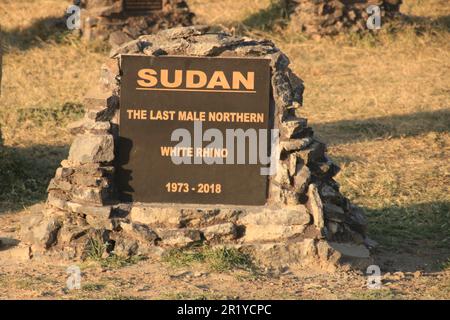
xmin=1 ymin=16 xmax=71 ymax=51
xmin=0 ymin=144 xmax=68 ymax=214
xmin=312 ymin=109 xmax=450 ymax=145
xmin=365 ymin=201 xmax=450 ymax=273
xmin=241 ymin=0 xmax=289 ymax=31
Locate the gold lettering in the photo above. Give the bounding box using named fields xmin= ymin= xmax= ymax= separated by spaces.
xmin=232 ymin=72 xmax=255 ymax=90
xmin=137 ymin=69 xmax=158 ymax=88
xmin=207 ymin=71 xmax=231 ymax=90
xmin=186 ymin=70 xmax=208 ymax=89
xmin=161 ymin=69 xmax=183 ymax=88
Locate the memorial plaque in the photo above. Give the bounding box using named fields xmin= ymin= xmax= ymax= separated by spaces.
xmin=124 ymin=0 xmax=163 ymax=12
xmin=118 ymin=55 xmax=271 ymax=206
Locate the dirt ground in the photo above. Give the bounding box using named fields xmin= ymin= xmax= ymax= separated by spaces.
xmin=0 ymin=0 xmax=449 ymax=299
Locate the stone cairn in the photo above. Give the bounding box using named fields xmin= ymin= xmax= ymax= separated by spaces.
xmin=75 ymin=0 xmax=194 ymax=48
xmin=21 ymin=26 xmax=371 ymax=270
xmin=285 ymin=0 xmax=403 ymax=36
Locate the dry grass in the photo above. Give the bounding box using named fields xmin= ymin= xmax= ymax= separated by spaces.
xmin=0 ymin=0 xmax=449 ymax=294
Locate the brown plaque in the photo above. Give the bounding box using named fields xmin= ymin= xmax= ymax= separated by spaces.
xmin=123 ymin=0 xmax=163 ymax=12
xmin=118 ymin=55 xmax=271 ymax=206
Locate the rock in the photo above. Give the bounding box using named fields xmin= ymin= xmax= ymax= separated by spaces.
xmin=201 ymin=223 xmax=237 ymax=241
xmin=306 ymin=184 xmax=325 ymax=230
xmin=109 ymin=30 xmax=133 ymax=50
xmin=71 ymin=186 xmax=110 ymax=205
xmin=274 ymin=163 xmax=290 ymax=187
xmin=66 ymin=202 xmax=112 ymax=217
xmin=131 ymin=223 xmax=159 ymax=244
xmin=180 ymin=208 xmax=242 ymax=228
xmin=280 ymin=117 xmax=308 ymax=139
xmin=129 ymin=206 xmax=182 ymax=228
xmin=243 ymin=224 xmax=307 ymax=243
xmin=280 ymin=137 xmax=313 ymax=152
xmin=59 ymin=225 xmax=90 ymax=244
xmin=293 ymin=165 xmax=311 ymax=195
xmin=268 ymin=51 xmax=290 ymax=70
xmin=113 ymin=237 xmax=139 ymax=257
xmin=158 ymin=25 xmax=210 ymax=40
xmin=364 ymin=237 xmax=378 ymax=249
xmin=323 ymin=202 xmax=346 ymax=222
xmin=319 ymin=183 xmax=343 ymax=204
xmin=348 ymin=204 xmax=368 ymax=234
xmin=86 ymin=214 xmax=114 ymax=230
xmin=272 ymin=71 xmax=294 ymax=107
xmin=327 ymin=221 xmax=339 ymax=235
xmin=68 ymin=134 xmax=114 ymax=164
xmin=329 ymin=242 xmax=371 ymax=262
xmin=296 ymin=141 xmax=326 ymax=164
xmin=20 ymin=214 xmax=62 ymax=249
xmin=157 ymin=229 xmax=202 ymax=247
xmin=239 ymin=206 xmax=310 ymax=226
xmin=47 ymin=192 xmax=68 ymax=210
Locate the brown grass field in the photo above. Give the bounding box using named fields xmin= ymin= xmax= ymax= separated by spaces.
xmin=0 ymin=0 xmax=449 ymax=299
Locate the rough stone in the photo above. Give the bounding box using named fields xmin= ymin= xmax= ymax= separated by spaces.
xmin=68 ymin=134 xmax=114 ymax=164
xmin=293 ymin=165 xmax=311 ymax=195
xmin=131 ymin=223 xmax=160 ymax=244
xmin=113 ymin=237 xmax=139 ymax=257
xmin=323 ymin=202 xmax=346 ymax=222
xmin=201 ymin=223 xmax=237 ymax=242
xmin=280 ymin=117 xmax=308 ymax=139
xmin=59 ymin=225 xmax=90 ymax=244
xmin=329 ymin=242 xmax=372 ymax=267
xmin=157 ymin=229 xmax=202 ymax=247
xmin=306 ymin=184 xmax=325 ymax=230
xmin=243 ymin=224 xmax=307 ymax=243
xmin=71 ymin=186 xmax=110 ymax=205
xmin=281 ymin=137 xmax=313 ymax=152
xmin=239 ymin=206 xmax=310 ymax=226
xmin=130 ymin=206 xmax=182 ymax=228
xmin=20 ymin=214 xmax=62 ymax=249
xmin=66 ymin=202 xmax=112 ymax=217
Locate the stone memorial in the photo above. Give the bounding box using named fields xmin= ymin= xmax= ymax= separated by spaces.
xmin=285 ymin=0 xmax=403 ymax=36
xmin=75 ymin=0 xmax=195 ymax=47
xmin=21 ymin=26 xmax=371 ymax=270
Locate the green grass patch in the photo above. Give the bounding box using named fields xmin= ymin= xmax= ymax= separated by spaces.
xmin=351 ymin=288 xmax=398 ymax=300
xmin=366 ymin=202 xmax=450 ymax=250
xmin=15 ymin=103 xmax=84 ymax=127
xmin=84 ymin=237 xmax=147 ymax=269
xmin=161 ymin=291 xmax=227 ymax=300
xmin=0 ymin=145 xmax=65 ymax=211
xmin=82 ymin=283 xmax=106 ymax=292
xmin=163 ymin=246 xmax=256 ymax=273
